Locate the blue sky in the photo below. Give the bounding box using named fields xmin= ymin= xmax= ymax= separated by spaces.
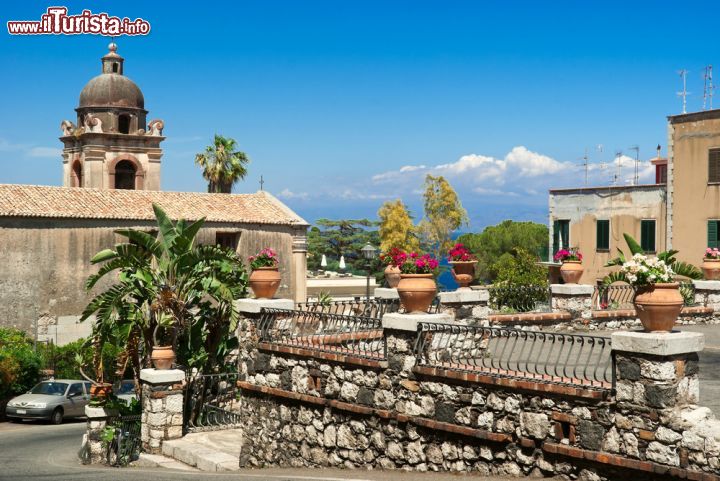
xmin=1 ymin=1 xmax=716 ymax=230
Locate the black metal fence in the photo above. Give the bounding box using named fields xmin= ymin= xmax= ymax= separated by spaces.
xmin=414 ymin=322 xmax=613 ymax=390
xmin=104 ymin=414 xmax=141 ymax=467
xmin=259 ymin=308 xmax=386 ymax=360
xmin=488 ymin=284 xmax=552 ymax=314
xmin=298 ymin=297 xmax=440 ymax=316
xmin=592 ymin=281 xmax=697 ymax=310
xmin=184 ymin=372 xmax=243 ymax=433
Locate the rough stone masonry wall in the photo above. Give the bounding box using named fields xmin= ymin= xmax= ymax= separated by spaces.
xmin=235 ymin=322 xmax=720 ymax=479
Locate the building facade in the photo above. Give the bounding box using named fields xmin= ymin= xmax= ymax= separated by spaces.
xmin=549 ymin=109 xmax=720 ymax=284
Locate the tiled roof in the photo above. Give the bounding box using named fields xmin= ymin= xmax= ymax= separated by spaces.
xmin=0 ymin=184 xmax=308 ymax=226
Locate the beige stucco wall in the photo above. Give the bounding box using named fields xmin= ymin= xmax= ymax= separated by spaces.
xmin=0 ymin=217 xmax=303 ymax=335
xmin=669 ymin=113 xmax=720 ymax=267
xmin=549 ymin=186 xmax=667 ymax=284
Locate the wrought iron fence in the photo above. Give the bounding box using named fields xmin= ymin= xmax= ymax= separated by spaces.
xmin=488 ymin=284 xmax=552 ymax=313
xmin=593 ymin=281 xmax=697 ymax=310
xmin=184 ymin=372 xmax=243 ymax=433
xmin=259 ymin=308 xmax=386 ymax=360
xmin=414 ymin=322 xmax=613 ymax=390
xmin=104 ymin=414 xmax=141 ymax=467
xmin=298 ymin=297 xmax=440 ymax=316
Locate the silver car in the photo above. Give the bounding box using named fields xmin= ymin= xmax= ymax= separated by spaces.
xmin=5 ymin=379 xmax=91 ymax=424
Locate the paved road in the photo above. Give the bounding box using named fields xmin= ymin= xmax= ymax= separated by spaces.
xmin=0 ymin=420 xmax=536 ymax=480
xmin=676 ymin=324 xmax=720 ymax=414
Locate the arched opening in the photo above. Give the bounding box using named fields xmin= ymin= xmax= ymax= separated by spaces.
xmin=118 ymin=114 xmax=130 ymax=134
xmin=114 ymin=160 xmax=136 ymax=190
xmin=71 ymin=161 xmax=82 ymax=187
xmin=112 ymin=62 xmax=118 ymax=73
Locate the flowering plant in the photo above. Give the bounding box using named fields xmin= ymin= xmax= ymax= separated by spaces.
xmin=380 ymin=247 xmax=407 ymax=267
xmin=398 ymin=252 xmax=439 ymax=274
xmin=705 ymin=247 xmax=720 ymax=260
xmin=249 ymin=247 xmax=279 ymax=270
xmin=553 ymin=248 xmax=582 ymax=263
xmin=447 ymin=243 xmax=477 ymax=262
xmin=620 ymin=253 xmax=674 ymax=286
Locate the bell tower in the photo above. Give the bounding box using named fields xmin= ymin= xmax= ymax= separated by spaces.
xmin=60 ymin=43 xmax=164 ymax=191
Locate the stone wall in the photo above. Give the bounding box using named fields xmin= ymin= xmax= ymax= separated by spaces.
xmin=232 ymin=314 xmax=720 ymax=479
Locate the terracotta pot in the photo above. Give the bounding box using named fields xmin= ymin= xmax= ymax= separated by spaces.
xmin=634 ymin=282 xmax=684 ymax=332
xmin=89 ymin=383 xmax=113 ymax=399
xmin=702 ymin=258 xmax=720 ymax=280
xmin=560 ymin=260 xmax=584 ymax=284
xmin=249 ymin=266 xmax=281 ymax=299
xmin=384 ymin=265 xmax=402 ymax=288
xmin=151 ymin=345 xmax=176 ymax=370
xmin=450 ymin=261 xmax=477 ymax=289
xmin=397 ymin=274 xmax=437 ymax=314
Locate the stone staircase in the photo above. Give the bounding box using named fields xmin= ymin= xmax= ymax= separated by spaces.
xmin=137 ymin=428 xmax=243 ymax=472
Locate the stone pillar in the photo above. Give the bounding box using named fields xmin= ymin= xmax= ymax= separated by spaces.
xmin=291 ymin=230 xmax=308 ymax=303
xmin=692 ymin=280 xmax=720 ymax=311
xmin=550 ymin=284 xmax=594 ymax=319
xmin=438 ymin=289 xmax=490 ymax=321
xmin=140 ymin=368 xmax=185 ymax=454
xmin=612 ymin=331 xmax=704 ymax=410
xmin=80 ymin=405 xmax=118 ymax=464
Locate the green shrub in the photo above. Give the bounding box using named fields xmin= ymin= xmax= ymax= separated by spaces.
xmin=39 ymin=338 xmax=129 ymax=381
xmin=0 ymin=328 xmax=42 ymax=399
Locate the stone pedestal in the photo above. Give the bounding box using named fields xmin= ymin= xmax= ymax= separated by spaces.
xmin=235 ymin=298 xmax=295 ymax=314
xmin=374 ymin=287 xmax=399 ymax=299
xmin=551 ymin=283 xmax=594 ymax=318
xmin=382 ymin=312 xmax=454 ymax=332
xmin=140 ymin=368 xmax=185 ymax=454
xmin=438 ymin=289 xmax=489 ymax=304
xmin=80 ymin=405 xmax=118 ymax=464
xmin=612 ymin=331 xmax=704 ymax=409
xmin=692 ymin=279 xmax=720 ymax=310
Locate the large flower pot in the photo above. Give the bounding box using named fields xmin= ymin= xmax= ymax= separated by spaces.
xmin=397 ymin=274 xmax=437 ymax=314
xmin=560 ymin=260 xmax=584 ymax=284
xmin=634 ymin=282 xmax=684 ymax=332
xmin=249 ymin=266 xmax=281 ymax=299
xmin=150 ymin=345 xmax=176 ymax=370
xmin=89 ymin=383 xmax=113 ymax=399
xmin=450 ymin=261 xmax=477 ymax=290
xmin=702 ymin=259 xmax=720 ymax=280
xmin=384 ymin=265 xmax=402 ymax=288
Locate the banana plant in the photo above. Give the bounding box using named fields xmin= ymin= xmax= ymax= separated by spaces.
xmin=602 ymin=233 xmax=702 ymax=286
xmin=81 ymin=204 xmax=248 ymax=382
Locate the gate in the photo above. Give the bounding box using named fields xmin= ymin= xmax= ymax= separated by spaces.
xmin=104 ymin=414 xmax=142 ymax=466
xmin=183 ymin=372 xmax=244 ymax=432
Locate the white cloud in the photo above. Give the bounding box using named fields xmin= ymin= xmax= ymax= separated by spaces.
xmin=27 ymin=147 xmax=61 ymax=158
xmin=277 ymin=188 xmax=309 ymax=200
xmin=473 ymin=187 xmax=520 ymax=197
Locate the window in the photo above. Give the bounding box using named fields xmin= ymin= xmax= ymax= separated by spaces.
xmin=114 ymin=160 xmax=136 ymax=190
xmin=596 ymin=219 xmax=610 ymax=251
xmin=112 ymin=62 xmax=118 ymax=73
xmin=215 ymin=232 xmax=238 ymax=251
xmin=708 ymin=221 xmax=720 ymax=249
xmin=641 ymin=220 xmax=656 ymax=253
xmin=709 ymin=149 xmax=720 ymax=183
xmin=552 ymin=220 xmax=570 ymax=254
xmin=71 ymin=161 xmax=82 ymax=187
xmin=118 ymin=114 xmax=131 ymax=134
xmin=68 ymin=383 xmax=83 ymax=397
xmin=656 ymin=164 xmax=667 ymax=184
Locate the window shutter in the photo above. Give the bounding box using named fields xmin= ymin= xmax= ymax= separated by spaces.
xmin=641 ymin=220 xmax=656 ymax=253
xmin=553 ymin=220 xmax=560 ymax=254
xmin=596 ymin=220 xmax=609 ymax=250
xmin=709 ymin=221 xmax=719 ymax=249
xmin=710 ymin=149 xmax=720 ymax=183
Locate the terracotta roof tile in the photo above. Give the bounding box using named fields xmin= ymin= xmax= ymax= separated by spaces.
xmin=0 ymin=185 xmax=308 ymax=226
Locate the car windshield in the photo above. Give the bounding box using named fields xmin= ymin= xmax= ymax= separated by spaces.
xmin=30 ymin=382 xmax=68 ymax=396
xmin=116 ymin=381 xmax=135 ymax=395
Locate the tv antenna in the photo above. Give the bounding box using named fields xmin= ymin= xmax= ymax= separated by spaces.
xmin=628 ymin=145 xmax=639 ymax=185
xmin=579 ymin=148 xmax=590 ymax=186
xmin=704 ymin=65 xmax=714 ymax=110
xmin=613 ymin=150 xmax=623 ymax=186
xmin=259 ymin=175 xmax=265 ymax=191
xmin=678 ymin=69 xmax=690 ymax=114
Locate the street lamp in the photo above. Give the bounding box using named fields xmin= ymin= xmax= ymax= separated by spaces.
xmin=360 ymin=243 xmax=377 ymax=309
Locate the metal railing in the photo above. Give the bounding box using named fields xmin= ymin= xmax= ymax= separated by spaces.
xmin=184 ymin=372 xmax=243 ymax=433
xmin=488 ymin=284 xmax=552 ymax=314
xmin=298 ymin=297 xmax=440 ymax=316
xmin=593 ymin=281 xmax=697 ymax=310
xmin=259 ymin=308 xmax=386 ymax=360
xmin=414 ymin=322 xmax=613 ymax=390
xmin=104 ymin=414 xmax=141 ymax=467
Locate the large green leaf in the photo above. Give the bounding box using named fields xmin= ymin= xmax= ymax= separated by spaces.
xmin=623 ymin=233 xmax=644 ymax=256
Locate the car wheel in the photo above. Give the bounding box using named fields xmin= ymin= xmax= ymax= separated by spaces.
xmin=50 ymin=408 xmax=63 ymax=425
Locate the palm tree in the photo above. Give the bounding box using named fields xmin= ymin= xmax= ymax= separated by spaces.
xmin=81 ymin=204 xmax=248 ymax=387
xmin=195 ymin=135 xmax=250 ymax=193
